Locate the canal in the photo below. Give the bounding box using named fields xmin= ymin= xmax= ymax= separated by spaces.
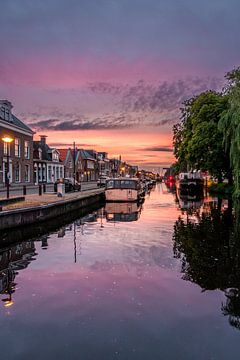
xmin=0 ymin=183 xmax=239 ymax=359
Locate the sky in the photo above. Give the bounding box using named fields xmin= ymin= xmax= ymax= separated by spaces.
xmin=0 ymin=0 xmax=240 ymax=170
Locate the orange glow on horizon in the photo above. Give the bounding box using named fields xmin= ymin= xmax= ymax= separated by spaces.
xmin=34 ymin=127 xmax=174 ymax=169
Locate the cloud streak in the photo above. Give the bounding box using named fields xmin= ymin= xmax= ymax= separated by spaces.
xmin=142 ymin=146 xmax=173 ymax=152
xmin=24 ymin=76 xmax=223 ymax=131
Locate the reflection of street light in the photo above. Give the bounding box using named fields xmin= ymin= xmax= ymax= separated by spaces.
xmin=2 ymin=136 xmax=13 ymax=199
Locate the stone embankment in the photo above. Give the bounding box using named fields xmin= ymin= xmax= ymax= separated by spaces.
xmin=0 ymin=189 xmax=105 ymax=230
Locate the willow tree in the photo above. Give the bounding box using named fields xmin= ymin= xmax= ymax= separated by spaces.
xmin=173 ymin=91 xmax=230 ymax=181
xmin=219 ymin=68 xmax=240 ymax=199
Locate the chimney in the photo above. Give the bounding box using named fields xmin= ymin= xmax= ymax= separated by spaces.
xmin=39 ymin=135 xmax=47 ymax=145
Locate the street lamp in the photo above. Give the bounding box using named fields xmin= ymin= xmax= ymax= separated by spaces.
xmin=2 ymin=136 xmax=13 ymax=199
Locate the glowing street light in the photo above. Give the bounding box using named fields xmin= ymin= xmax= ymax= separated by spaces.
xmin=2 ymin=136 xmax=14 ymax=199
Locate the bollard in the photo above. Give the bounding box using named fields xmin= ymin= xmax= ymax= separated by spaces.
xmin=39 ymin=184 xmax=42 ymax=196
xmin=23 ymin=185 xmax=26 ymax=195
xmin=43 ymin=184 xmax=46 ymax=193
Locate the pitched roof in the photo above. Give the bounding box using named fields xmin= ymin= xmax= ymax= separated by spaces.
xmin=0 ymin=113 xmax=34 ymax=134
xmin=58 ymin=148 xmax=72 ymax=162
xmin=12 ymin=114 xmax=34 ymax=133
xmin=78 ymin=149 xmax=96 ymax=161
xmin=33 ymin=141 xmax=52 ymax=161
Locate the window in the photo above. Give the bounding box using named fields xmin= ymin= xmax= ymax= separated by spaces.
xmin=1 ymin=106 xmax=6 ymax=119
xmin=60 ymin=167 xmax=63 ymax=178
xmin=24 ymin=141 xmax=30 ymax=159
xmin=106 ymin=180 xmax=114 ymax=189
xmin=5 ymin=109 xmax=10 ymax=121
xmin=15 ymin=163 xmax=20 ymax=182
xmin=48 ymin=166 xmax=52 ymax=182
xmin=3 ymin=142 xmax=10 ymax=156
xmin=42 ymin=165 xmax=46 ymax=182
xmin=52 ymin=151 xmax=59 ymax=161
xmin=15 ymin=138 xmax=21 ymax=157
xmin=120 ymin=180 xmax=136 ymax=189
xmin=24 ymin=165 xmax=30 ymax=182
xmin=0 ymin=106 xmax=11 ymax=121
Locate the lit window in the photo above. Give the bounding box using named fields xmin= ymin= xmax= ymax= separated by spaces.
xmin=3 ymin=142 xmax=10 ymax=156
xmin=15 ymin=138 xmax=21 ymax=157
xmin=24 ymin=141 xmax=30 ymax=159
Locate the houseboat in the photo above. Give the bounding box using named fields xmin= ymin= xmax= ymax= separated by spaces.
xmin=105 ymin=178 xmax=144 ymax=202
xmin=177 ymin=172 xmax=204 ymax=194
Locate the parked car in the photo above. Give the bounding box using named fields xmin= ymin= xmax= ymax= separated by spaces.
xmin=54 ymin=178 xmax=81 ymax=192
xmin=97 ymin=176 xmax=110 ymax=187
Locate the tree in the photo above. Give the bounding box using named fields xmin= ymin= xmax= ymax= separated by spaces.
xmin=219 ymin=68 xmax=240 ymax=198
xmin=173 ymin=91 xmax=230 ymax=182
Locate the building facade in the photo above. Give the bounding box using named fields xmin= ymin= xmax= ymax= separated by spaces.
xmin=77 ymin=149 xmax=98 ymax=181
xmin=33 ymin=136 xmax=64 ymax=183
xmin=58 ymin=148 xmax=74 ymax=179
xmin=0 ymin=100 xmax=34 ymax=186
xmin=98 ymin=152 xmax=111 ymax=177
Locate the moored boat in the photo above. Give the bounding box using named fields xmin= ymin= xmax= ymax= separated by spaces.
xmin=105 ymin=178 xmax=145 ymax=202
xmin=176 ymin=172 xmax=204 ymax=194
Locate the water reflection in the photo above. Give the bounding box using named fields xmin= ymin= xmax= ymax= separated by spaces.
xmin=173 ymin=196 xmax=240 ymax=330
xmin=105 ymin=202 xmax=142 ymax=222
xmin=0 ymin=242 xmax=36 ymax=307
xmin=0 ymin=201 xmax=144 ymax=309
xmin=1 ymin=185 xmax=240 ymax=359
xmin=0 ymin=202 xmax=103 ymax=245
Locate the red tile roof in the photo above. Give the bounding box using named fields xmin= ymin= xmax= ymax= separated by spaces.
xmin=58 ymin=148 xmax=70 ymax=162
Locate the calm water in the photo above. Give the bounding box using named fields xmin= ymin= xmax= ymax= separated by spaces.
xmin=0 ymin=184 xmax=240 ymax=360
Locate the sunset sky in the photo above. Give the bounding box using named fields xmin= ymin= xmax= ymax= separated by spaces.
xmin=1 ymin=0 xmax=239 ymax=169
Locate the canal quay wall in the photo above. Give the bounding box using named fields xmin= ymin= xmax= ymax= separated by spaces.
xmin=0 ymin=189 xmax=105 ymax=231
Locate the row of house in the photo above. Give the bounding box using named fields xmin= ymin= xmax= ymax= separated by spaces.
xmin=0 ymin=100 xmax=138 ymax=186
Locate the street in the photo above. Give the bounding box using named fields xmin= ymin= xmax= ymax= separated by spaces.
xmin=0 ymin=181 xmax=99 ymax=199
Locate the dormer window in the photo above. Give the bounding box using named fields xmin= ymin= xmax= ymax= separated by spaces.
xmin=52 ymin=150 xmax=59 ymax=162
xmin=0 ymin=101 xmax=12 ymax=122
xmin=5 ymin=109 xmax=10 ymax=121
xmin=1 ymin=106 xmax=6 ymax=120
xmin=39 ymin=148 xmax=42 ymax=160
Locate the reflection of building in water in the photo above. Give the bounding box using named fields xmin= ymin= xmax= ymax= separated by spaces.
xmin=0 ymin=241 xmax=36 ymax=307
xmin=105 ymin=202 xmax=142 ymax=222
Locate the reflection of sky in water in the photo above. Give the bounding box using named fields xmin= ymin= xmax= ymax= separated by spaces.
xmin=0 ymin=184 xmax=239 ymax=360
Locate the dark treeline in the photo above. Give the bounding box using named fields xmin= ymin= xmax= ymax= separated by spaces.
xmin=173 ymin=67 xmax=240 ymax=199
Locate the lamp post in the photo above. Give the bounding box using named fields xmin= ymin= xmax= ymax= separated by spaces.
xmin=2 ymin=136 xmax=13 ymax=199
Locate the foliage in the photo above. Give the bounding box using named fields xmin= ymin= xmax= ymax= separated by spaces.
xmin=219 ymin=67 xmax=240 ymax=199
xmin=208 ymin=182 xmax=233 ymax=195
xmin=173 ymin=91 xmax=230 ymax=181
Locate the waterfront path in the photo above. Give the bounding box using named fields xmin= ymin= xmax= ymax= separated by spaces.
xmin=1 ymin=187 xmax=104 ymax=211
xmin=0 ymin=181 xmax=98 ymax=199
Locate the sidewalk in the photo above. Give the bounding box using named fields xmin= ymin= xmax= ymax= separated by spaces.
xmin=2 ymin=188 xmax=104 ymax=211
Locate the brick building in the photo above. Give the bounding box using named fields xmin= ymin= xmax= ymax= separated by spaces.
xmin=0 ymin=100 xmax=34 ymax=186
xmin=58 ymin=148 xmax=74 ymax=178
